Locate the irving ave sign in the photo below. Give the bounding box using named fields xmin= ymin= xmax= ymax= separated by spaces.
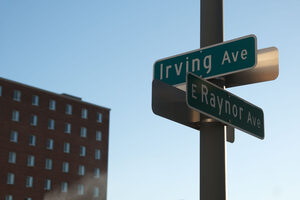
xmin=153 ymin=35 xmax=257 ymax=86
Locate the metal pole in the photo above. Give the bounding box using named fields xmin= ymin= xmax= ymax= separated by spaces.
xmin=201 ymin=0 xmax=223 ymax=47
xmin=200 ymin=0 xmax=226 ymax=200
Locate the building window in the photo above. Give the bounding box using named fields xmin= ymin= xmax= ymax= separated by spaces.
xmin=64 ymin=123 xmax=71 ymax=134
xmin=94 ymin=187 xmax=99 ymax=197
xmin=97 ymin=112 xmax=102 ymax=123
xmin=26 ymin=176 xmax=33 ymax=188
xmin=96 ymin=131 xmax=102 ymax=141
xmin=8 ymin=152 xmax=16 ymax=164
xmin=62 ymin=162 xmax=69 ymax=173
xmin=44 ymin=179 xmax=51 ymax=191
xmin=28 ymin=135 xmax=36 ymax=146
xmin=80 ymin=127 xmax=87 ymax=138
xmin=65 ymin=104 xmax=72 ymax=115
xmin=61 ymin=182 xmax=68 ymax=193
xmin=5 ymin=195 xmax=13 ymax=200
xmin=0 ymin=85 xmax=2 ymax=96
xmin=10 ymin=131 xmax=18 ymax=143
xmin=7 ymin=173 xmax=15 ymax=185
xmin=64 ymin=143 xmax=70 ymax=154
xmin=80 ymin=146 xmax=86 ymax=157
xmin=94 ymin=168 xmax=100 ymax=178
xmin=77 ymin=184 xmax=84 ymax=195
xmin=81 ymin=108 xmax=88 ymax=119
xmin=30 ymin=115 xmax=38 ymax=126
xmin=46 ymin=139 xmax=54 ymax=150
xmin=95 ymin=149 xmax=101 ymax=160
xmin=13 ymin=90 xmax=21 ymax=101
xmin=49 ymin=99 xmax=56 ymax=110
xmin=48 ymin=119 xmax=55 ymax=130
xmin=45 ymin=159 xmax=52 ymax=170
xmin=78 ymin=165 xmax=85 ymax=176
xmin=32 ymin=95 xmax=39 ymax=106
xmin=27 ymin=155 xmax=35 ymax=167
xmin=12 ymin=110 xmax=19 ymax=122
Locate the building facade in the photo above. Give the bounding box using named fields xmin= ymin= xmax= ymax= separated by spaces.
xmin=0 ymin=78 xmax=110 ymax=200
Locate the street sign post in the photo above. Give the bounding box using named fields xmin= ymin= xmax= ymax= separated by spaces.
xmin=154 ymin=35 xmax=257 ymax=86
xmin=151 ymin=0 xmax=278 ymax=199
xmin=187 ymin=73 xmax=264 ymax=139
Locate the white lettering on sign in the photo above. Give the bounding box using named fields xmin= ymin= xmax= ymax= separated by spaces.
xmin=175 ymin=63 xmax=183 ymax=76
xmin=201 ymin=84 xmax=208 ymax=104
xmin=192 ymin=58 xmax=200 ymax=72
xmin=241 ymin=49 xmax=248 ymax=60
xmin=239 ymin=107 xmax=243 ymax=120
xmin=210 ymin=93 xmax=216 ymax=108
xmin=186 ymin=57 xmax=189 ymax=73
xmin=156 ymin=44 xmax=253 ymax=85
xmin=154 ymin=35 xmax=257 ymax=86
xmin=158 ymin=48 xmax=249 ymax=80
xmin=217 ymin=96 xmax=223 ymax=115
xmin=159 ymin=55 xmax=212 ymax=80
xmin=193 ymin=83 xmax=247 ymax=122
xmin=166 ymin=65 xmax=172 ymax=78
xmin=192 ymin=84 xmax=197 ymax=100
xmin=247 ymin=112 xmax=261 ymax=128
xmin=221 ymin=49 xmax=248 ymax=65
xmin=203 ymin=55 xmax=212 ymax=73
xmin=187 ymin=72 xmax=264 ymax=138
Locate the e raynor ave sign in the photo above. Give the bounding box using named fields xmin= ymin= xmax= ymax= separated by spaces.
xmin=186 ymin=73 xmax=264 ymax=139
xmin=154 ymin=35 xmax=257 ymax=86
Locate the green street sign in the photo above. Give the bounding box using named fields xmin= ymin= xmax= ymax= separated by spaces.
xmin=154 ymin=35 xmax=257 ymax=86
xmin=186 ymin=73 xmax=264 ymax=139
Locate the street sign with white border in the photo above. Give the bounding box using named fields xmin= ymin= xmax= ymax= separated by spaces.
xmin=154 ymin=35 xmax=257 ymax=86
xmin=186 ymin=73 xmax=264 ymax=139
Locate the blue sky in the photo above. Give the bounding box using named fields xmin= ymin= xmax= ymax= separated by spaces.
xmin=1 ymin=0 xmax=300 ymax=200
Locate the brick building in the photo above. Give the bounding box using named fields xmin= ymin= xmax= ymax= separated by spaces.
xmin=0 ymin=77 xmax=110 ymax=200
